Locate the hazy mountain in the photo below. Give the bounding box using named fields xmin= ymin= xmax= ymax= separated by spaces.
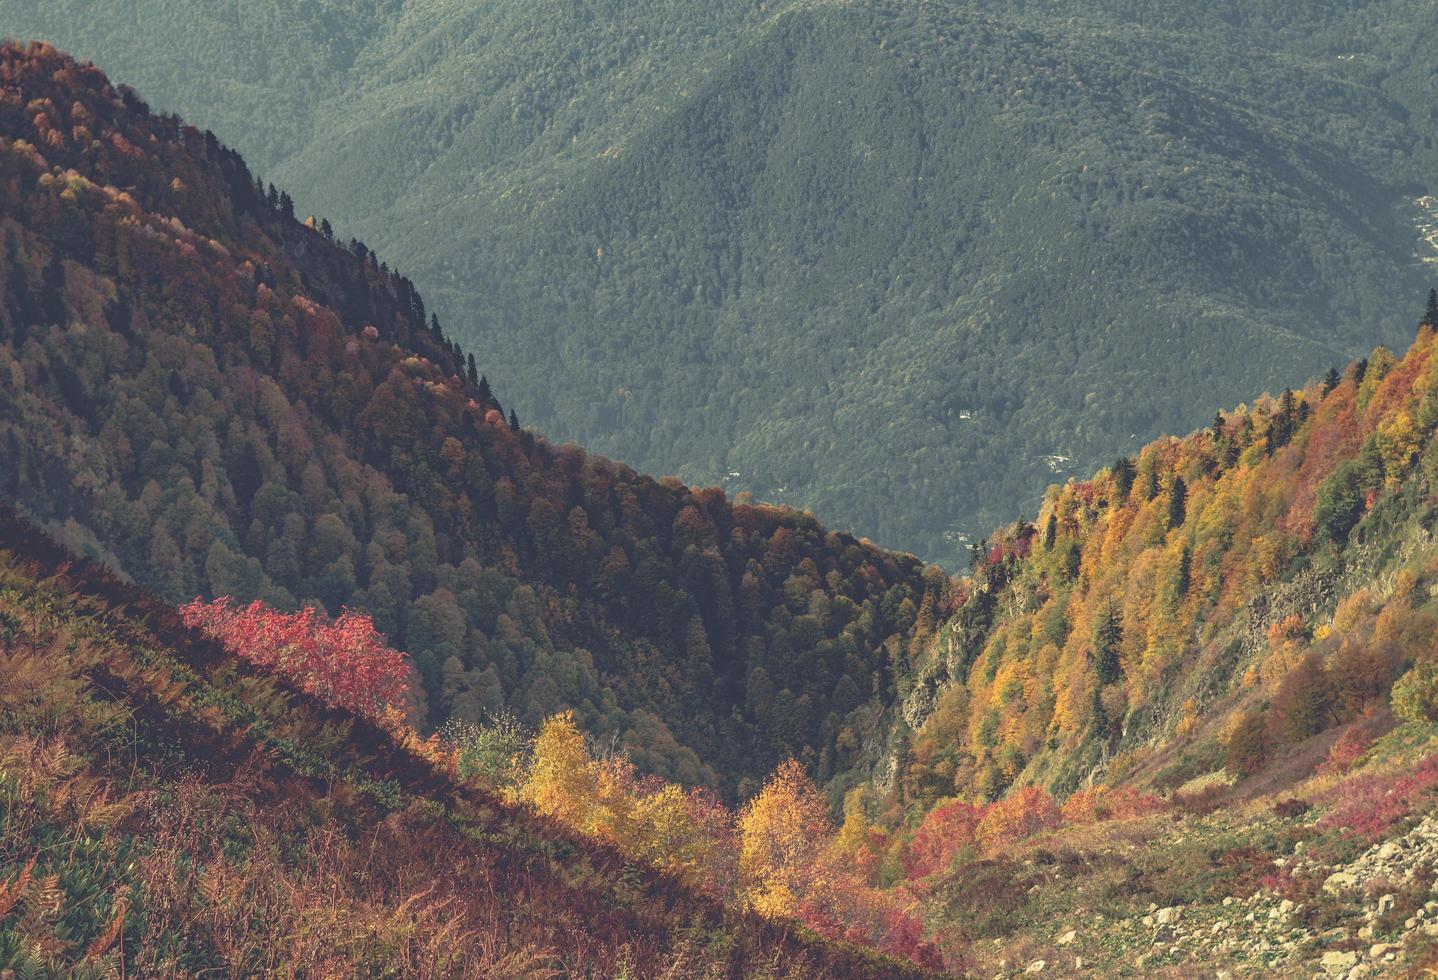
xmin=10 ymin=0 xmax=1437 ymax=565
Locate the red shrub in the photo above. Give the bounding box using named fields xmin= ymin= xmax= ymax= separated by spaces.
xmin=1317 ymin=754 xmax=1438 ymax=842
xmin=180 ymin=597 xmax=410 ymax=722
xmin=905 ymin=801 xmax=984 ymax=881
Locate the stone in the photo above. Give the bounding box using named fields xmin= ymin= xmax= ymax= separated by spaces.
xmin=1026 ymin=960 xmax=1047 ymax=974
xmin=1325 ymin=871 xmax=1359 ymax=892
xmin=1057 ymin=930 xmax=1077 ymax=946
xmin=1368 ymin=943 xmax=1394 ymax=960
xmin=1319 ymin=951 xmax=1357 ymax=976
xmin=1378 ymin=842 xmax=1402 ymax=861
xmin=1279 ymin=899 xmax=1296 ymax=916
xmin=1377 ymin=894 xmax=1396 ymax=915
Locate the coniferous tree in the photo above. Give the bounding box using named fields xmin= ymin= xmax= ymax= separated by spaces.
xmin=1323 ymin=367 xmax=1342 ymax=396
xmin=1210 ymin=410 xmax=1225 ymax=442
xmin=1094 ymin=608 xmax=1123 ymax=685
xmin=1167 ymin=475 xmax=1187 ymax=528
xmin=1268 ymin=389 xmax=1295 ymax=454
xmin=41 ymin=256 xmax=66 ymax=325
xmin=478 ymin=374 xmax=493 ymax=405
xmin=1354 ymin=358 xmax=1368 ymax=385
xmin=467 ymin=353 xmax=479 ymax=384
xmin=1111 ymin=456 xmax=1136 ymax=501
xmin=508 ymin=409 xmax=521 ymax=431
xmin=1425 ymin=287 xmax=1438 ymax=327
xmin=1043 ymin=513 xmax=1057 ymax=550
xmin=1175 ymin=544 xmax=1191 ymax=598
xmin=430 ymin=312 xmax=443 ymax=342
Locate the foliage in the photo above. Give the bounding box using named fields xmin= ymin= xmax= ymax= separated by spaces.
xmin=180 ymin=596 xmax=410 ymax=723
xmin=0 ymin=503 xmax=926 ymax=978
xmin=1392 ymin=662 xmax=1438 ymax=725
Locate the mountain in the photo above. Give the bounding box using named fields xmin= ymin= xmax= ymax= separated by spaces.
xmin=7 ymin=0 xmax=1438 ymax=566
xmin=878 ymin=316 xmax=1438 ymax=817
xmin=0 ymin=500 xmax=924 ymax=978
xmin=0 ymin=40 xmax=952 ymax=800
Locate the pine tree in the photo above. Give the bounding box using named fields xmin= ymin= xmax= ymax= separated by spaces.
xmin=1323 ymin=367 xmax=1341 ymax=396
xmin=508 ymin=409 xmax=520 ymax=431
xmin=1425 ymin=287 xmax=1438 ymax=327
xmin=467 ymin=353 xmax=479 ymax=384
xmin=430 ymin=312 xmax=443 ymax=342
xmin=1043 ymin=513 xmax=1057 ymax=550
xmin=1175 ymin=545 xmax=1191 ymax=598
xmin=1167 ymin=475 xmax=1187 ymax=528
xmin=1268 ymin=389 xmax=1295 ymax=454
xmin=1111 ymin=456 xmax=1136 ymax=501
xmin=1210 ymin=410 xmax=1225 ymax=442
xmin=478 ymin=374 xmax=493 ymax=405
xmin=1094 ymin=608 xmax=1123 ymax=685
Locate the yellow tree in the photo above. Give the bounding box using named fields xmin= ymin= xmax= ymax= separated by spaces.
xmin=737 ymin=759 xmax=832 ymax=917
xmin=520 ymin=711 xmax=600 ymax=830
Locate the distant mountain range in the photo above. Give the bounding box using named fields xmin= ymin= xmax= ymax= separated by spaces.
xmin=9 ymin=0 xmax=1438 ymax=566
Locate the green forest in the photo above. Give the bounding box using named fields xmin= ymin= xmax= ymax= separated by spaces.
xmin=9 ymin=0 xmax=1438 ymax=566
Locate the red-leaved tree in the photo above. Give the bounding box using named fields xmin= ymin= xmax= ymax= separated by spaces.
xmin=180 ymin=597 xmax=410 ymax=722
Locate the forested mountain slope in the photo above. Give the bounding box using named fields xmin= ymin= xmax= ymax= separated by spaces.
xmin=7 ymin=0 xmax=1437 ymax=564
xmin=0 ymin=502 xmax=926 ymax=978
xmin=882 ymin=314 xmax=1438 ymax=818
xmin=0 ymin=42 xmax=951 ymax=799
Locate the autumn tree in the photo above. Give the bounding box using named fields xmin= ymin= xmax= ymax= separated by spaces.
xmin=737 ymin=759 xmax=831 ymax=917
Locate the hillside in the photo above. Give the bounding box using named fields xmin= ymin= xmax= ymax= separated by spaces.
xmin=7 ymin=0 xmax=1438 ymax=565
xmin=0 ymin=41 xmax=952 ymax=799
xmin=882 ymin=315 xmax=1438 ymax=813
xmin=0 ymin=501 xmax=925 ymax=978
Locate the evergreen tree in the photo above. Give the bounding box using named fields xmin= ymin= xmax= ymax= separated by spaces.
xmin=467 ymin=353 xmax=479 ymax=384
xmin=1043 ymin=513 xmax=1057 ymax=550
xmin=478 ymin=374 xmax=493 ymax=405
xmin=1167 ymin=475 xmax=1187 ymax=528
xmin=430 ymin=312 xmax=443 ymax=342
xmin=1210 ymin=410 xmax=1225 ymax=442
xmin=1425 ymin=287 xmax=1438 ymax=327
xmin=1354 ymin=358 xmax=1368 ymax=385
xmin=1268 ymin=388 xmax=1295 ymax=454
xmin=1094 ymin=608 xmax=1123 ymax=685
xmin=508 ymin=409 xmax=521 ymax=431
xmin=1175 ymin=544 xmax=1191 ymax=598
xmin=41 ymin=256 xmax=66 ymax=325
xmin=1111 ymin=456 xmax=1136 ymax=501
xmin=1323 ymin=366 xmax=1341 ymax=396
